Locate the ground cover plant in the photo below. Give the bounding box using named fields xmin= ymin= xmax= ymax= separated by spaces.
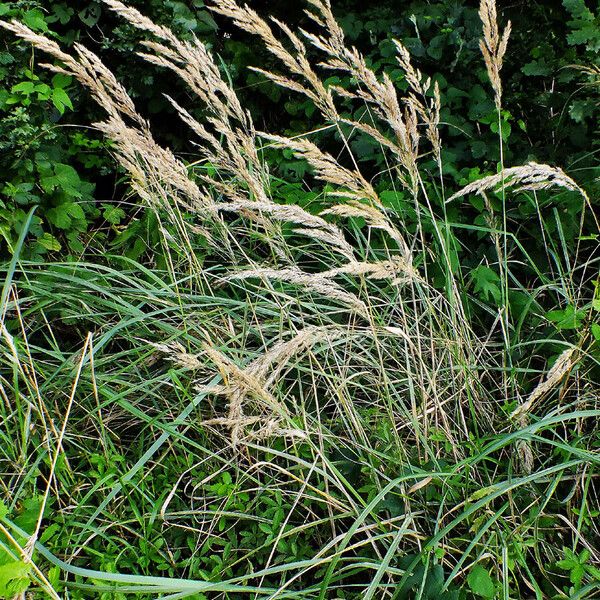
xmin=0 ymin=0 xmax=599 ymax=598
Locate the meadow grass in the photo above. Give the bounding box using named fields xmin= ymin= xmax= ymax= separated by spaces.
xmin=0 ymin=0 xmax=599 ymax=598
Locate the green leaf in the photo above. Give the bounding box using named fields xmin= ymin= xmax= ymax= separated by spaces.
xmin=471 ymin=266 xmax=502 ymax=304
xmin=65 ymin=202 xmax=85 ymax=220
xmin=11 ymin=81 xmax=35 ymax=95
xmin=51 ymin=88 xmax=73 ymax=114
xmin=521 ymin=59 xmax=552 ymax=76
xmin=467 ymin=565 xmax=496 ymax=598
xmin=52 ymin=73 xmax=72 ymax=89
xmin=569 ymin=99 xmax=595 ymax=123
xmin=23 ymin=9 xmax=48 ymax=31
xmin=0 ymin=561 xmax=31 ymax=598
xmin=258 ymin=522 xmax=272 ymax=534
xmin=37 ymin=232 xmax=62 ymax=252
xmin=102 ymin=204 xmax=126 ymax=225
xmin=591 ymin=323 xmax=600 ymax=342
xmin=546 ymin=305 xmax=585 ymax=330
xmin=0 ymin=500 xmax=7 ymax=520
xmin=51 ymin=3 xmax=75 ymax=25
xmin=470 ymin=141 xmax=488 ymax=159
xmin=47 ymin=205 xmax=72 ymax=229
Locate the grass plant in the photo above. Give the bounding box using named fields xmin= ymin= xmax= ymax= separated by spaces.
xmin=0 ymin=0 xmax=598 ymax=598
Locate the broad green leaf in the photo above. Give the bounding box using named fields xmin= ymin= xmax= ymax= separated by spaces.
xmin=0 ymin=561 xmax=31 ymax=598
xmin=23 ymin=8 xmax=48 ymax=31
xmin=37 ymin=232 xmax=62 ymax=252
xmin=11 ymin=81 xmax=34 ymax=95
xmin=46 ymin=205 xmax=72 ymax=229
xmin=467 ymin=565 xmax=496 ymax=598
xmin=52 ymin=73 xmax=72 ymax=89
xmin=471 ymin=265 xmax=502 ymax=304
xmin=102 ymin=204 xmax=126 ymax=225
xmin=546 ymin=305 xmax=585 ymax=330
xmin=51 ymin=88 xmax=73 ymax=114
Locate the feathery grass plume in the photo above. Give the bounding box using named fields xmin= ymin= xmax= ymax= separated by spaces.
xmin=102 ymin=1 xmax=272 ymax=207
xmin=100 ymin=2 xmax=362 ymax=262
xmin=213 ymin=198 xmax=355 ymax=259
xmin=301 ymin=0 xmax=430 ymax=191
xmin=322 ymin=200 xmax=411 ymax=255
xmin=209 ymin=0 xmax=337 ymax=120
xmin=322 ymin=257 xmax=418 ymax=285
xmin=0 ymin=20 xmax=140 ymax=124
xmin=149 ymin=341 xmax=205 ymax=370
xmin=246 ymin=325 xmax=345 ymax=388
xmin=510 ymin=347 xmax=577 ymax=420
xmin=511 ymin=346 xmax=577 ymax=474
xmin=226 ymin=266 xmax=368 ymax=315
xmin=104 ymin=0 xmax=249 ymax=128
xmin=446 ymin=162 xmax=588 ymax=204
xmin=479 ymin=0 xmax=511 ymax=110
xmin=263 ymin=133 xmax=380 ymax=205
xmin=201 ymin=342 xmax=292 ymax=445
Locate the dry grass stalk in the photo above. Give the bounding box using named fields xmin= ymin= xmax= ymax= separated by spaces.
xmin=104 ymin=0 xmax=248 ymax=128
xmin=210 ymin=0 xmax=337 ymax=120
xmin=226 ymin=266 xmax=368 ymax=315
xmin=149 ymin=341 xmax=204 ymax=370
xmin=511 ymin=347 xmax=577 ymax=420
xmin=479 ymin=0 xmax=511 ymax=110
xmin=446 ymin=162 xmax=586 ymax=204
xmin=263 ymin=134 xmax=380 ymax=205
xmin=199 ymin=327 xmax=346 ymax=443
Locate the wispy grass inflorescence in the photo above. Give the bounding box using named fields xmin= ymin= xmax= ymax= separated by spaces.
xmin=478 ymin=0 xmax=511 ymax=110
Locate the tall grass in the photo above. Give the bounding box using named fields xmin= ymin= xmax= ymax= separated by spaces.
xmin=0 ymin=0 xmax=598 ymax=598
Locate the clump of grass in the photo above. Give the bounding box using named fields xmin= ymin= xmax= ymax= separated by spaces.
xmin=0 ymin=0 xmax=599 ymax=598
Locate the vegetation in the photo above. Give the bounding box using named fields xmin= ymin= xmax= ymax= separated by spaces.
xmin=0 ymin=0 xmax=598 ymax=598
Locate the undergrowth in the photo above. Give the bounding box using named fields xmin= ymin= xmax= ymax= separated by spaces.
xmin=0 ymin=0 xmax=599 ymax=598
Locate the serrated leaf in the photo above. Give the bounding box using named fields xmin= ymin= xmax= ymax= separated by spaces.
xmin=546 ymin=305 xmax=585 ymax=330
xmin=65 ymin=202 xmax=85 ymax=220
xmin=47 ymin=206 xmax=72 ymax=229
xmin=467 ymin=565 xmax=495 ymax=598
